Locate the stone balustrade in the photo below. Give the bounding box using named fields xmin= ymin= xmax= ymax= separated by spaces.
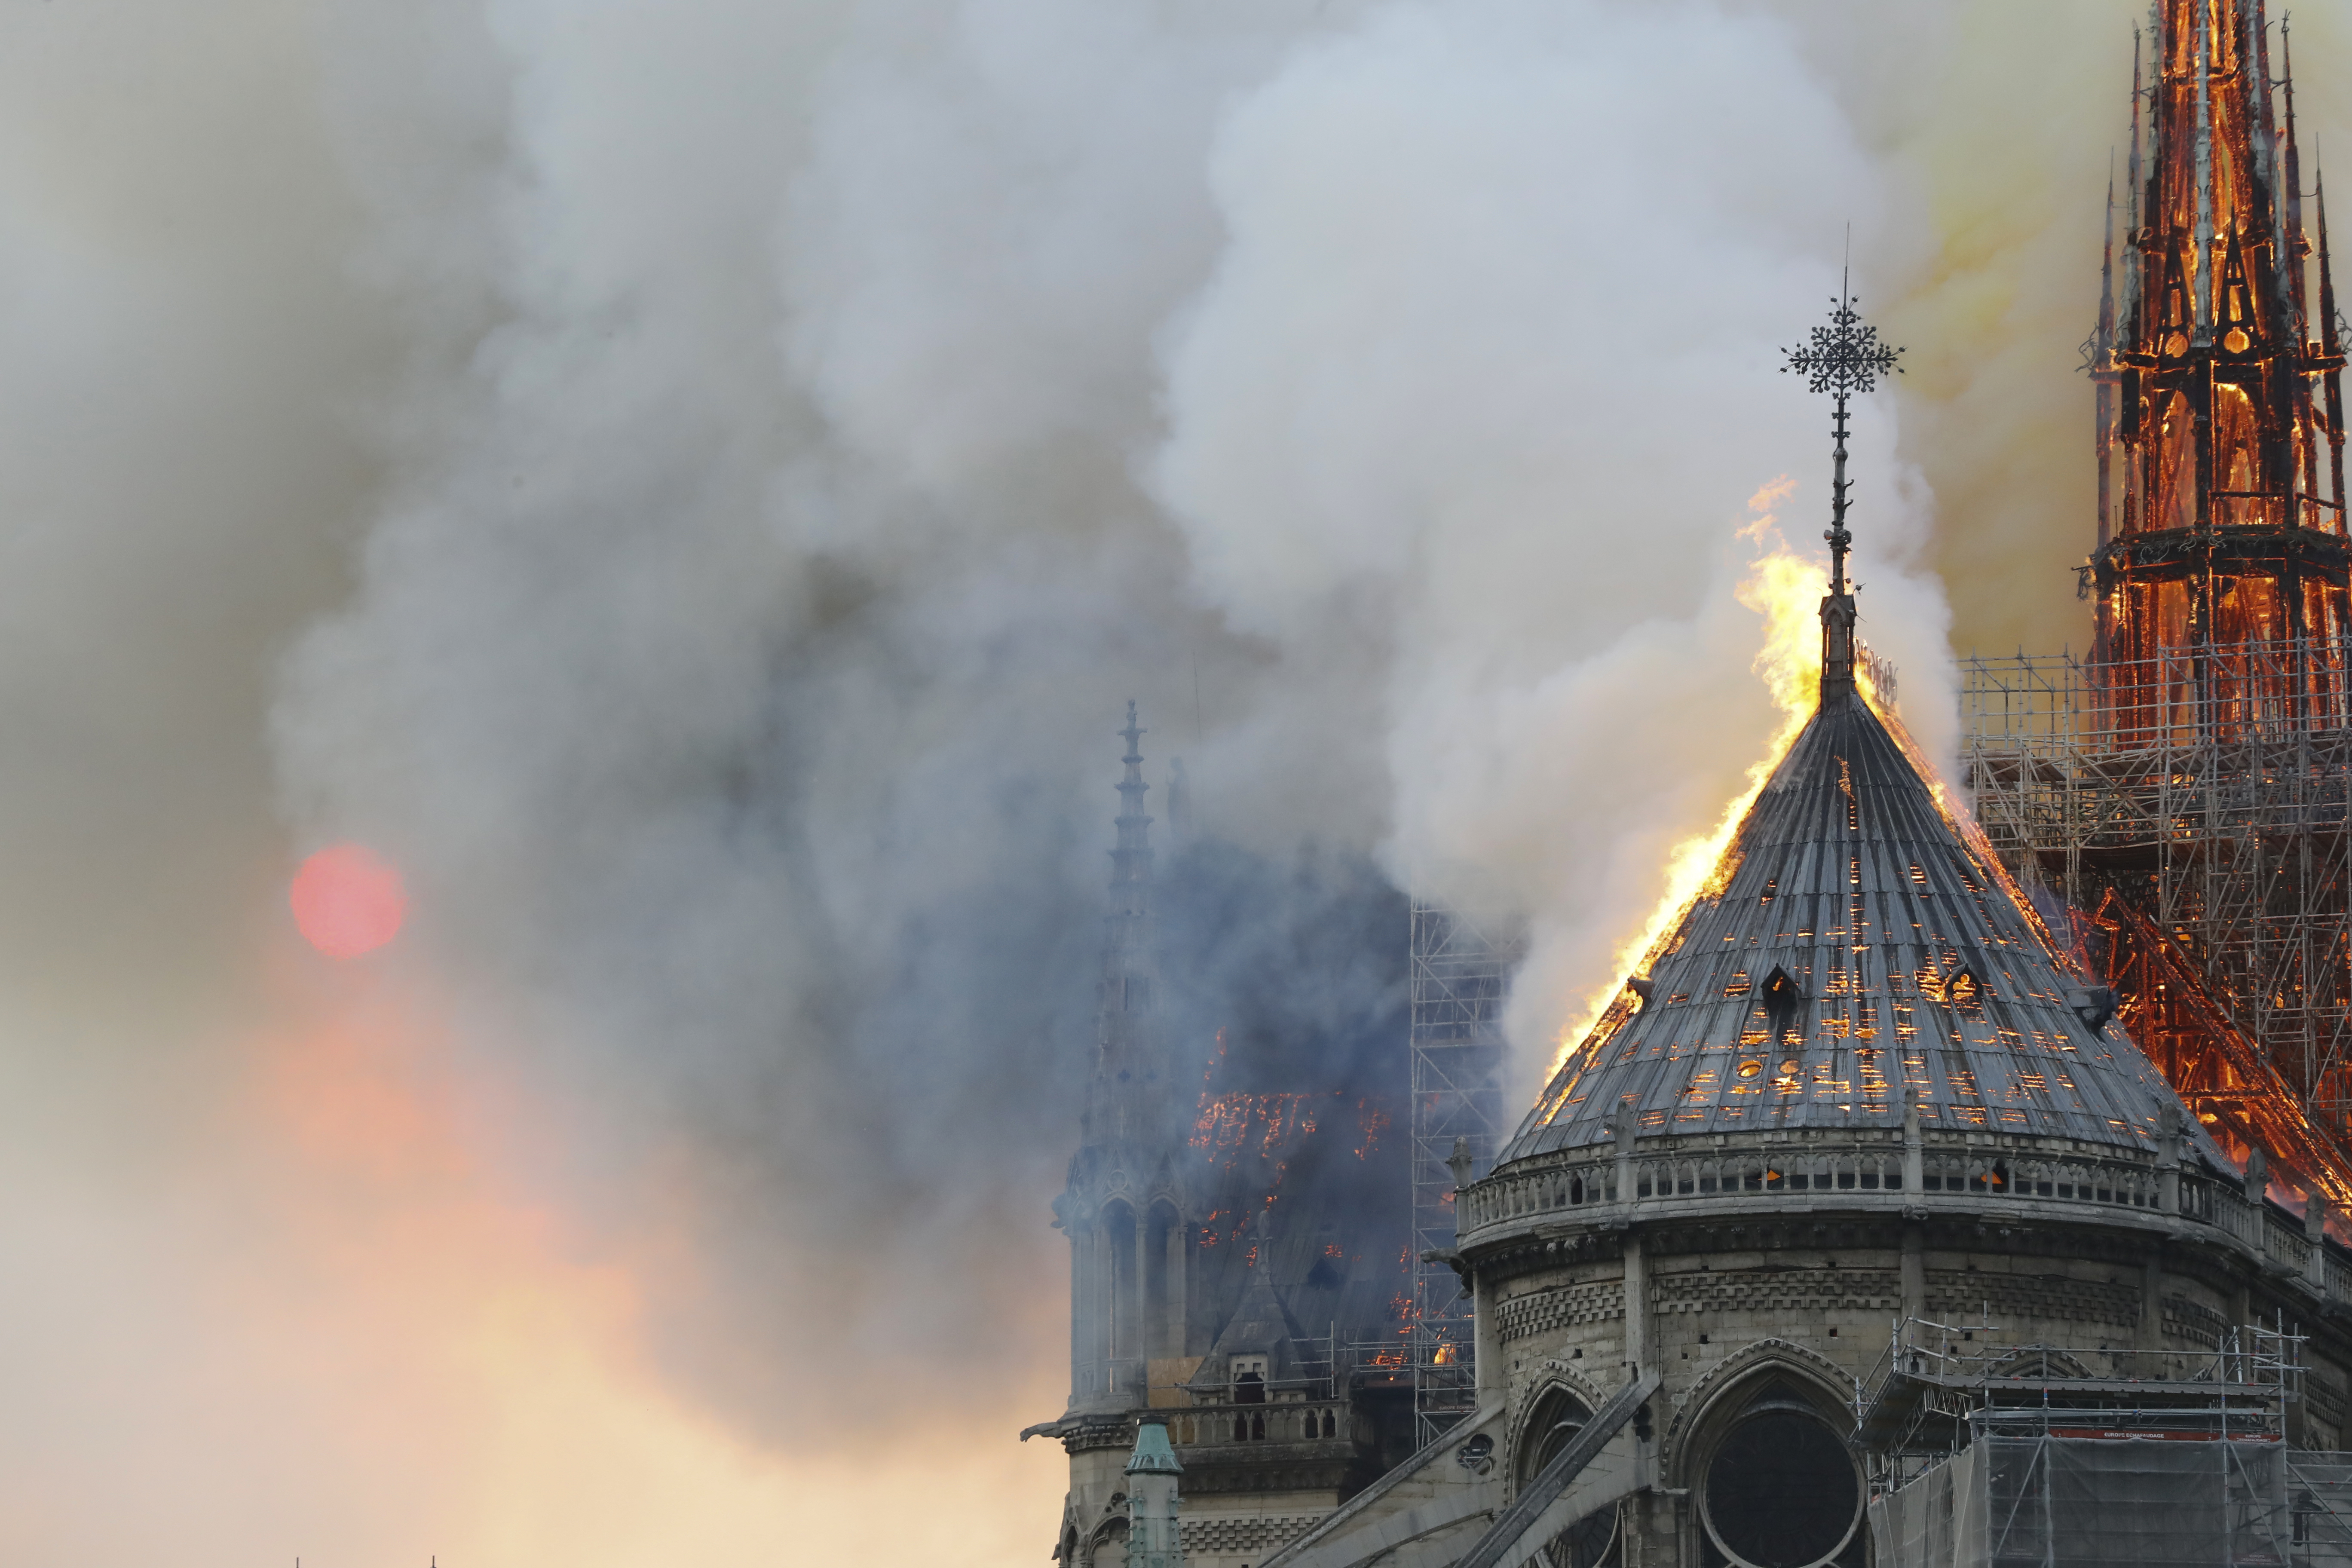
xmin=1166 ymin=1400 xmax=1355 ymax=1449
xmin=1458 ymin=1132 xmax=2352 ymax=1312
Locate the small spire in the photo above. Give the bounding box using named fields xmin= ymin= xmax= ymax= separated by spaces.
xmin=2193 ymin=0 xmax=2215 ymax=343
xmin=2123 ymin=23 xmax=2145 ymax=331
xmin=1084 ymin=703 xmax=1164 ymax=1144
xmin=2284 ymin=21 xmax=2321 ymax=517
xmin=1110 ymin=699 xmax=1153 ymax=918
xmin=2126 ymin=23 xmax=2144 ymax=230
xmin=2319 ymin=170 xmax=2348 ymax=511
xmin=1123 ymin=1422 xmax=1185 ymax=1568
xmin=2098 ymin=165 xmax=2119 ymax=358
xmin=1780 ymin=269 xmax=1903 ymax=706
xmin=2095 ymin=165 xmax=2119 ymax=548
xmin=2322 ymin=173 xmax=2341 ymax=358
xmin=2283 ymin=15 xmax=2310 ymax=332
xmin=2246 ymin=0 xmax=2286 ymax=324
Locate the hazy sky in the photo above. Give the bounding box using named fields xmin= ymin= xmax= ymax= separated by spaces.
xmin=0 ymin=1 xmax=2340 ymax=1563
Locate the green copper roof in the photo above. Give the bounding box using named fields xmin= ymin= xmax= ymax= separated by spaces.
xmin=1125 ymin=1420 xmax=1183 ymax=1476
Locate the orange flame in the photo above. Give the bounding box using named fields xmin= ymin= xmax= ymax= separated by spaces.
xmin=1546 ymin=478 xmax=1822 ymax=1077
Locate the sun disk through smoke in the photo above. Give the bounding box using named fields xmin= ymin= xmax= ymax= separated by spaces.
xmin=290 ymin=843 xmax=407 ymax=958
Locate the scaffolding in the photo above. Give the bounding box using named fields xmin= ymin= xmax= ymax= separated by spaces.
xmin=1856 ymin=1316 xmax=2300 ymax=1467
xmin=1407 ymin=899 xmax=1520 ymax=1446
xmin=1862 ymin=1317 xmax=2309 ymax=1567
xmin=1962 ymin=636 xmax=2352 ymax=1196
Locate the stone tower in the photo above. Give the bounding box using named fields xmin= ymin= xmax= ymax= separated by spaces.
xmin=1062 ymin=700 xmax=1181 ymax=1420
xmin=1039 ymin=703 xmax=1190 ymax=1566
xmin=1028 ymin=708 xmax=1423 ymax=1568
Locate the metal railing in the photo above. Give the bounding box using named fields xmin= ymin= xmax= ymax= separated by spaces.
xmin=1859 ymin=1317 xmax=2301 ymax=1422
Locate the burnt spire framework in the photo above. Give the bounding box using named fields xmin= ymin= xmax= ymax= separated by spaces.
xmin=1968 ymin=0 xmax=2352 ymax=1207
xmin=1783 ymin=273 xmax=1904 ymax=703
xmin=2086 ymin=0 xmax=2349 ymax=659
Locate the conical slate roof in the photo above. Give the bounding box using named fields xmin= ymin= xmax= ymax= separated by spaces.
xmin=1501 ymin=690 xmax=2207 ymax=1165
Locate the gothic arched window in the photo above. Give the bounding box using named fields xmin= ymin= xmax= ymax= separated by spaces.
xmin=1145 ymin=1201 xmax=1182 ymax=1358
xmin=1520 ymin=1387 xmax=1621 ymax=1567
xmin=1102 ymin=1202 xmax=1137 ymax=1373
xmin=1698 ymin=1383 xmax=1861 ymax=1568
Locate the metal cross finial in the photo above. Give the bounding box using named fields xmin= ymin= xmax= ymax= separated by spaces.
xmin=1784 ymin=290 xmax=1902 ymax=398
xmin=1780 ymin=270 xmax=1903 ymax=600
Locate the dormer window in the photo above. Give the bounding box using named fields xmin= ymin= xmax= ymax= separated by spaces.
xmin=1761 ymin=966 xmax=1803 ymax=1038
xmin=1231 ymin=1354 xmax=1268 ymax=1405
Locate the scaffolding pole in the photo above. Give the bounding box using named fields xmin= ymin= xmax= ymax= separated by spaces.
xmin=1408 ymin=899 xmax=1520 ymax=1447
xmin=1962 ymin=636 xmax=2352 ymax=1186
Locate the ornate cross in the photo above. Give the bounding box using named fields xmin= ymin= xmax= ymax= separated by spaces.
xmin=1782 ymin=275 xmax=1903 ymax=598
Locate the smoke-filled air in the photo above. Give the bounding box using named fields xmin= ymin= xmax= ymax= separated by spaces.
xmin=0 ymin=0 xmax=2342 ymax=1562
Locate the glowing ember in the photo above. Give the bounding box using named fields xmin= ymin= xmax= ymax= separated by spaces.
xmin=290 ymin=843 xmax=407 ymax=958
xmin=1190 ymin=1093 xmax=1322 ymax=1161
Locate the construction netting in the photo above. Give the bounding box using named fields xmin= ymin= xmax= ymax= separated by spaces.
xmin=1868 ymin=1434 xmax=2289 ymax=1568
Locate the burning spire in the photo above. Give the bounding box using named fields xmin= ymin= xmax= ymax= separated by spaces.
xmin=1960 ymin=0 xmax=2352 ymax=1211
xmin=1781 ymin=272 xmax=1903 ymax=706
xmin=2091 ymin=0 xmax=2348 ymax=665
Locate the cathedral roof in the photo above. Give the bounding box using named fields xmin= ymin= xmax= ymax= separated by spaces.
xmin=1498 ymin=690 xmax=2212 ymax=1167
xmin=1189 ymin=1247 xmax=1310 ymax=1389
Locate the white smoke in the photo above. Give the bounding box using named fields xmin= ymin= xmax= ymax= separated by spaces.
xmin=1148 ymin=0 xmax=1953 ymax=1065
